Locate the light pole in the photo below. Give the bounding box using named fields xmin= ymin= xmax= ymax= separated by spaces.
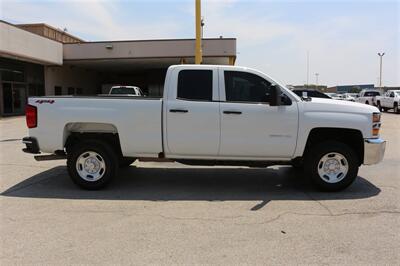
xmin=378 ymin=52 xmax=385 ymax=91
xmin=306 ymin=51 xmax=310 ymax=88
xmin=315 ymin=73 xmax=319 ymax=87
xmin=195 ymin=0 xmax=202 ymax=64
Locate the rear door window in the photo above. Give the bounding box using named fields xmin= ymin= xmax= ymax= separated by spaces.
xmin=177 ymin=70 xmax=212 ymax=101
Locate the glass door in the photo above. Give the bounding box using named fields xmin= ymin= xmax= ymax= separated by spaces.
xmin=2 ymin=83 xmax=27 ymax=115
xmin=12 ymin=84 xmax=27 ymax=114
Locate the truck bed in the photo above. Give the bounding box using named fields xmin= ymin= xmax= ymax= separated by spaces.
xmin=28 ymin=96 xmax=163 ymax=157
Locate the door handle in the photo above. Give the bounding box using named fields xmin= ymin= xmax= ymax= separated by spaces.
xmin=223 ymin=110 xmax=242 ymax=115
xmin=169 ymin=109 xmax=188 ymax=113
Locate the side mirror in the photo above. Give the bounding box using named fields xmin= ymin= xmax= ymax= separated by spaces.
xmin=269 ymin=85 xmax=281 ymax=106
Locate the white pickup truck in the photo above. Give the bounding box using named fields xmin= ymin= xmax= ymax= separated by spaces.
xmin=109 ymin=85 xmax=143 ymax=96
xmin=376 ymin=90 xmax=400 ymax=113
xmin=23 ymin=65 xmax=386 ymax=191
xmin=356 ymin=89 xmax=382 ymax=106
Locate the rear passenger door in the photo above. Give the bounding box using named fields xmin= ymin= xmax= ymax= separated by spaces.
xmin=165 ymin=68 xmax=220 ymax=157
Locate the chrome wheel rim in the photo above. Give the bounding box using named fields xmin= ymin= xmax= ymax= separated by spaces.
xmin=317 ymin=152 xmax=348 ymax=184
xmin=76 ymin=151 xmax=106 ymax=182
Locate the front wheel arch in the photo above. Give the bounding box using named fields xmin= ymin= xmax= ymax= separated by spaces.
xmin=303 ymin=128 xmax=364 ymax=165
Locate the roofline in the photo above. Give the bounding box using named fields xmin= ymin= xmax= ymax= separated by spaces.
xmin=63 ymin=55 xmax=236 ymax=62
xmin=329 ymin=84 xmax=375 ymax=88
xmin=15 ymin=22 xmax=84 ymax=41
xmin=0 ymin=20 xmax=62 ymax=46
xmin=64 ymin=37 xmax=236 ymax=45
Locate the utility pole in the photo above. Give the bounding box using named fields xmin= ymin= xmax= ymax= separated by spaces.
xmin=195 ymin=0 xmax=202 ymax=64
xmin=306 ymin=51 xmax=310 ymax=88
xmin=315 ymin=73 xmax=319 ymax=87
xmin=378 ymin=52 xmax=385 ymax=91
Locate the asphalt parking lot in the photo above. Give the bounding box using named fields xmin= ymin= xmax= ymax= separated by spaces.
xmin=0 ymin=113 xmax=399 ymax=264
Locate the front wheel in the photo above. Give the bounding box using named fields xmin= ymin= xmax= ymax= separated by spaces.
xmin=304 ymin=141 xmax=359 ymax=191
xmin=67 ymin=140 xmax=118 ymax=190
xmin=377 ymin=101 xmax=382 ymax=111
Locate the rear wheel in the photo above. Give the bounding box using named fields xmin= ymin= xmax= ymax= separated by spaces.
xmin=67 ymin=140 xmax=118 ymax=190
xmin=304 ymin=141 xmax=359 ymax=191
xmin=394 ymin=103 xmax=399 ymax=114
xmin=365 ymin=101 xmax=369 ymax=105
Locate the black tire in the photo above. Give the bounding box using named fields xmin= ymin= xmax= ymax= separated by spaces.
xmin=365 ymin=101 xmax=369 ymax=105
xmin=67 ymin=140 xmax=118 ymax=190
xmin=377 ymin=101 xmax=382 ymax=111
xmin=394 ymin=103 xmax=399 ymax=114
xmin=304 ymin=141 xmax=359 ymax=191
xmin=119 ymin=158 xmax=136 ymax=168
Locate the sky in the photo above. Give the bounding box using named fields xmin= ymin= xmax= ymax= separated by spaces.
xmin=1 ymin=0 xmax=399 ymax=86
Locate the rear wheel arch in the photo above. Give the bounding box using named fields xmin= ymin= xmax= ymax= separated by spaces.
xmin=64 ymin=131 xmax=123 ymax=160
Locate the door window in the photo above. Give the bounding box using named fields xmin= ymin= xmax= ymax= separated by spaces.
xmin=224 ymin=71 xmax=272 ymax=103
xmin=177 ymin=70 xmax=212 ymax=101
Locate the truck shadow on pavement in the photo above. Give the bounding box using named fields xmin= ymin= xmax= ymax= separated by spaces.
xmin=2 ymin=165 xmax=380 ymax=210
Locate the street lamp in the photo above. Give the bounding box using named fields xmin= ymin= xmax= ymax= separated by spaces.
xmin=315 ymin=73 xmax=319 ymax=87
xmin=378 ymin=52 xmax=385 ymax=91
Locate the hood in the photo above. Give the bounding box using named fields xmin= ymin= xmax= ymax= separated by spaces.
xmin=303 ymin=97 xmax=379 ymax=114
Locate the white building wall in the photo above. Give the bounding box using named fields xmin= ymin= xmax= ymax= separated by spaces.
xmin=0 ymin=21 xmax=62 ymax=65
xmin=44 ymin=65 xmax=100 ymax=95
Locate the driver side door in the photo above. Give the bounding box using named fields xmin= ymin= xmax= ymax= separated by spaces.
xmin=218 ymin=69 xmax=298 ymax=159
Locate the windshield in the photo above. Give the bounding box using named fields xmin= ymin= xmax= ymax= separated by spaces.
xmin=111 ymin=87 xmax=138 ymax=95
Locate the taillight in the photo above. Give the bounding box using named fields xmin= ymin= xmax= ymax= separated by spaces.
xmin=26 ymin=104 xmax=37 ymax=128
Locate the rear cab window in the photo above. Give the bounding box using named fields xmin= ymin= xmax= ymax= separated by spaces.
xmin=177 ymin=70 xmax=213 ymax=101
xmin=364 ymin=91 xmax=380 ymax=97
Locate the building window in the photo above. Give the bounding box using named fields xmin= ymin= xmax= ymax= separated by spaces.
xmin=54 ymin=86 xmax=62 ymax=95
xmin=177 ymin=70 xmax=212 ymax=101
xmin=68 ymin=87 xmax=75 ymax=95
xmin=76 ymin=88 xmax=83 ymax=95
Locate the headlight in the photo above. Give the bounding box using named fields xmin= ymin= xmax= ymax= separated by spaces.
xmin=373 ymin=113 xmax=381 ymax=123
xmin=372 ymin=113 xmax=381 ymax=136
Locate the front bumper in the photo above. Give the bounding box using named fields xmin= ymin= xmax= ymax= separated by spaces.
xmin=364 ymin=138 xmax=386 ymax=165
xmin=22 ymin=137 xmax=40 ymax=154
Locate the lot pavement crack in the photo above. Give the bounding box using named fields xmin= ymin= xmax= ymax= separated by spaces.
xmin=0 ymin=138 xmax=21 ymax=142
xmin=157 ymin=214 xmax=247 ymax=222
xmin=235 ymin=210 xmax=400 ymax=225
xmin=0 ymin=163 xmax=53 ymax=169
xmin=304 ymin=191 xmax=333 ymax=215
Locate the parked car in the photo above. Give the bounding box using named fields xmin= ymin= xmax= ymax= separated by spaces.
xmin=340 ymin=93 xmax=356 ymax=102
xmin=292 ymin=89 xmax=331 ymax=99
xmin=325 ymin=93 xmax=341 ymax=100
xmin=109 ymin=86 xmax=143 ymax=96
xmin=356 ymin=90 xmax=382 ymax=106
xmin=23 ymin=64 xmax=386 ymax=192
xmin=376 ymin=90 xmax=400 ymax=113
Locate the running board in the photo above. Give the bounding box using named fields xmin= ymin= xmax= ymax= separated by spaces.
xmin=138 ymin=157 xmax=174 ymax=162
xmin=34 ymin=154 xmax=67 ymax=161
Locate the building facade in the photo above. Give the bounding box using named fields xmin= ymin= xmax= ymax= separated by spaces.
xmin=0 ymin=20 xmax=236 ymax=116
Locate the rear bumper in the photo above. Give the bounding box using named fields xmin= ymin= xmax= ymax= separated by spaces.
xmin=22 ymin=137 xmax=40 ymax=154
xmin=364 ymin=138 xmax=386 ymax=165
